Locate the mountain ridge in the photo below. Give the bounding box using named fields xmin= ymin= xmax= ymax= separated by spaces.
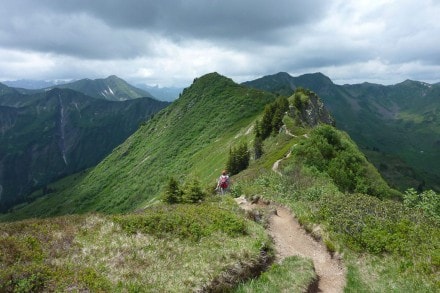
xmin=243 ymin=72 xmax=440 ymax=192
xmin=46 ymin=75 xmax=155 ymax=101
xmin=0 ymin=72 xmax=280 ymax=218
xmin=1 ymin=72 xmax=439 ymax=292
xmin=0 ymin=87 xmax=169 ymax=211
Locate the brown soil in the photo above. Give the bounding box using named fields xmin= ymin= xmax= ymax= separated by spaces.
xmin=235 ymin=196 xmax=346 ymax=293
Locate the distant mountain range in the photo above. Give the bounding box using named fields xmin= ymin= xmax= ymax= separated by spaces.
xmin=3 ymin=79 xmax=68 ymax=90
xmin=46 ymin=75 xmax=154 ymax=101
xmin=135 ymin=84 xmax=183 ymax=102
xmin=3 ymin=76 xmax=182 ymax=102
xmin=243 ymin=72 xmax=440 ymax=192
xmin=0 ymin=80 xmax=169 ymax=211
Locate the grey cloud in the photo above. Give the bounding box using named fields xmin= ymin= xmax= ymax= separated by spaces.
xmin=42 ymin=0 xmax=329 ymax=36
xmin=1 ymin=0 xmax=330 ymax=59
xmin=1 ymin=0 xmax=439 ymax=85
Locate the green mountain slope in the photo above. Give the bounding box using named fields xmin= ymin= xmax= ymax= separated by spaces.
xmin=2 ymin=73 xmax=438 ymax=292
xmin=0 ymin=82 xmax=20 ymax=96
xmin=243 ymin=72 xmax=440 ymax=192
xmin=2 ymin=73 xmax=277 ymax=218
xmin=48 ymin=75 xmax=154 ymax=101
xmin=0 ymin=88 xmax=169 ymax=211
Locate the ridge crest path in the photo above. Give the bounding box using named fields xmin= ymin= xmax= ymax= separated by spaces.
xmin=235 ymin=196 xmax=346 ymax=293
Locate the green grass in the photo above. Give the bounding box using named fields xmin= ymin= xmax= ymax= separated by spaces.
xmin=0 ymin=196 xmax=273 ymax=292
xmin=233 ymin=132 xmax=440 ymax=292
xmin=0 ymin=73 xmax=277 ymax=221
xmin=234 ymin=256 xmax=316 ymax=293
xmin=3 ymin=75 xmax=439 ymax=292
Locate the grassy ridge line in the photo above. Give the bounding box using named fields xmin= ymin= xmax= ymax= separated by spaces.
xmin=0 ymin=73 xmax=276 ymax=221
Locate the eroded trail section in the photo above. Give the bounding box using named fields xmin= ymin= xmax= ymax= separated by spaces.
xmin=269 ymin=206 xmax=345 ymax=293
xmin=236 ymin=197 xmax=346 ymax=293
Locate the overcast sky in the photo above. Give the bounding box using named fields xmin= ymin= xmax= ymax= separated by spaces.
xmin=0 ymin=0 xmax=439 ymax=87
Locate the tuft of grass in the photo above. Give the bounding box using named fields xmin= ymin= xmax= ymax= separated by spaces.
xmin=234 ymin=256 xmax=316 ymax=293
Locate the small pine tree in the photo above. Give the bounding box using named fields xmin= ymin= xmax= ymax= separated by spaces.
xmin=261 ymin=104 xmax=275 ymax=139
xmin=226 ymin=147 xmax=238 ymax=175
xmin=276 ymin=96 xmax=289 ymax=113
xmin=293 ymin=93 xmax=302 ymax=110
xmin=237 ymin=142 xmax=250 ymax=171
xmin=183 ymin=178 xmax=206 ymax=203
xmin=226 ymin=142 xmax=250 ymax=175
xmin=162 ymin=177 xmax=183 ymax=204
xmin=254 ymin=135 xmax=263 ymax=159
xmin=272 ymin=106 xmax=284 ymax=134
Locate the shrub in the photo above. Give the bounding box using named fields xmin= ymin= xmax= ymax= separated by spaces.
xmin=294 ymin=124 xmax=394 ymax=198
xmin=113 ymin=203 xmax=247 ymax=241
xmin=404 ymin=188 xmax=440 ymax=221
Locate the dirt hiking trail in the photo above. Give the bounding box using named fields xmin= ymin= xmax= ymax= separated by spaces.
xmin=236 ymin=197 xmax=346 ymax=293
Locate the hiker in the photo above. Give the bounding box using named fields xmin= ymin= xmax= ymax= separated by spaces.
xmin=216 ymin=170 xmax=230 ymax=195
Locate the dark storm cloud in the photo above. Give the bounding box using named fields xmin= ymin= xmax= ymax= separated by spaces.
xmin=41 ymin=0 xmax=328 ymax=38
xmin=0 ymin=0 xmax=329 ymax=59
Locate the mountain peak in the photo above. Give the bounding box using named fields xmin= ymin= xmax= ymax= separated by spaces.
xmin=47 ymin=76 xmax=154 ymax=101
xmin=296 ymin=72 xmax=334 ymax=85
xmin=190 ymin=72 xmax=235 ymax=89
xmin=105 ymin=75 xmax=122 ymax=81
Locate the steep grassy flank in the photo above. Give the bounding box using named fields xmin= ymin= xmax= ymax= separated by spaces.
xmin=0 ymin=197 xmax=272 ymax=292
xmin=0 ymin=88 xmax=169 ymax=212
xmin=1 ymin=73 xmax=276 ymax=220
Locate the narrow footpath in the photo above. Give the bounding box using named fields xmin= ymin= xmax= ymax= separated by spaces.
xmin=236 ymin=197 xmax=346 ymax=292
xmin=268 ymin=205 xmax=345 ymax=293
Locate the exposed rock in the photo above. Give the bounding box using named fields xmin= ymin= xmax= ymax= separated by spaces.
xmin=290 ymin=90 xmax=335 ymax=127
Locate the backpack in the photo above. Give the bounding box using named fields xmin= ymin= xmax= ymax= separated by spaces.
xmin=220 ymin=176 xmax=229 ymax=189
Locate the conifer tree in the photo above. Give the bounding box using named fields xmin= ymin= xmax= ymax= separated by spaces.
xmin=253 ymin=120 xmax=263 ymax=159
xmin=183 ymin=178 xmax=206 ymax=203
xmin=226 ymin=142 xmax=250 ymax=175
xmin=261 ymin=104 xmax=275 ymax=139
xmin=162 ymin=177 xmax=182 ymax=204
xmin=226 ymin=147 xmax=238 ymax=175
xmin=272 ymin=106 xmax=284 ymax=134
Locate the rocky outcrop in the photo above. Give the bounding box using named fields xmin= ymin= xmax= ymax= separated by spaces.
xmin=290 ymin=89 xmax=335 ymax=127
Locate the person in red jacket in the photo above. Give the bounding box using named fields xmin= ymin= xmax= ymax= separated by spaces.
xmin=216 ymin=170 xmax=230 ymax=195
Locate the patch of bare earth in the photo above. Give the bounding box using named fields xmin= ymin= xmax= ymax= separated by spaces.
xmin=236 ymin=196 xmax=346 ymax=293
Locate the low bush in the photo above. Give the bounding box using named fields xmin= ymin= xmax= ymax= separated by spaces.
xmin=404 ymin=188 xmax=440 ymax=221
xmin=294 ymin=124 xmax=396 ymax=199
xmin=113 ymin=203 xmax=247 ymax=241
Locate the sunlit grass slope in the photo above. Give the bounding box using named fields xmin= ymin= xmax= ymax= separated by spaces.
xmin=1 ymin=72 xmax=276 ymax=220
xmin=0 ymin=197 xmax=271 ymax=292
